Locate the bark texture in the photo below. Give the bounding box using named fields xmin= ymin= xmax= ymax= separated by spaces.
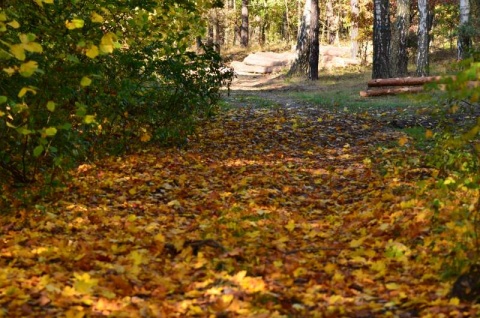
xmin=350 ymin=0 xmax=359 ymax=59
xmin=308 ymin=0 xmax=319 ymax=80
xmin=241 ymin=0 xmax=249 ymax=47
xmin=457 ymin=0 xmax=471 ymax=60
xmin=416 ymin=0 xmax=429 ymax=76
xmin=288 ymin=0 xmax=312 ymax=77
xmin=372 ymin=0 xmax=391 ymax=79
xmin=389 ymin=0 xmax=410 ymax=77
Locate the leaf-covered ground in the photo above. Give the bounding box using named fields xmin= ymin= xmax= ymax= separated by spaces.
xmin=1 ymin=85 xmax=480 ymax=316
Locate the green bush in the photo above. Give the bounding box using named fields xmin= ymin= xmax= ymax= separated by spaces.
xmin=0 ymin=0 xmax=233 ymax=190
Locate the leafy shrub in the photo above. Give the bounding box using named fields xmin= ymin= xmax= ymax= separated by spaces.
xmin=0 ymin=0 xmax=233 ymax=192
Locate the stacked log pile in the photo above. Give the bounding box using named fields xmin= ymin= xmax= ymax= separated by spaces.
xmin=359 ymin=76 xmax=443 ymax=97
xmin=231 ymin=52 xmax=295 ymax=75
xmin=230 ymin=46 xmax=360 ymax=76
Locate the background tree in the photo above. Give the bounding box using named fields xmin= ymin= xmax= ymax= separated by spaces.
xmin=389 ymin=0 xmax=410 ymax=77
xmin=457 ymin=0 xmax=471 ymax=60
xmin=309 ymin=0 xmax=320 ymax=79
xmin=241 ymin=0 xmax=249 ymax=46
xmin=372 ymin=0 xmax=391 ymax=78
xmin=288 ymin=0 xmax=320 ymax=80
xmin=350 ymin=0 xmax=360 ymax=59
xmin=416 ymin=0 xmax=430 ymax=76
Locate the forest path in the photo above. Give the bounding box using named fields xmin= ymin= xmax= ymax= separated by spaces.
xmin=1 ymin=73 xmax=475 ymax=316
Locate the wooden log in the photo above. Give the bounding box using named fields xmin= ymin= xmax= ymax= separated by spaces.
xmin=367 ymin=76 xmax=443 ymax=87
xmin=359 ymin=86 xmax=425 ymax=97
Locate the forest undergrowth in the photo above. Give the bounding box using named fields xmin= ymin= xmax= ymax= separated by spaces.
xmin=1 ymin=75 xmax=480 ymax=317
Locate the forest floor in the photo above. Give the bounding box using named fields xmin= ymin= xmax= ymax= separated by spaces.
xmin=1 ymin=69 xmax=480 ymax=317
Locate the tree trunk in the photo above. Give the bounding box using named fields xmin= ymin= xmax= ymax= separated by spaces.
xmin=350 ymin=0 xmax=359 ymax=59
xmin=241 ymin=0 xmax=249 ymax=47
xmin=288 ymin=0 xmax=319 ymax=79
xmin=416 ymin=0 xmax=429 ymax=76
xmin=309 ymin=0 xmax=320 ymax=80
xmin=372 ymin=0 xmax=391 ymax=79
xmin=389 ymin=0 xmax=410 ymax=77
xmin=283 ymin=0 xmax=290 ymax=42
xmin=326 ymin=0 xmax=338 ymax=44
xmin=458 ymin=0 xmax=471 ymax=60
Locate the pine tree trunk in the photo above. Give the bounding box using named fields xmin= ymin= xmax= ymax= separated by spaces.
xmin=241 ymin=0 xmax=249 ymax=47
xmin=372 ymin=0 xmax=391 ymax=79
xmin=458 ymin=0 xmax=471 ymax=60
xmin=309 ymin=0 xmax=319 ymax=80
xmin=416 ymin=0 xmax=429 ymax=76
xmin=389 ymin=0 xmax=410 ymax=77
xmin=350 ymin=0 xmax=359 ymax=59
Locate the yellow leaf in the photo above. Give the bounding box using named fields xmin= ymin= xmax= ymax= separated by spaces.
xmin=85 ymin=45 xmax=99 ymax=59
xmin=332 ymin=272 xmax=344 ymax=283
xmin=43 ymin=0 xmax=54 ymax=3
xmin=7 ymin=20 xmax=20 ymax=29
xmin=19 ymin=33 xmax=35 ymax=43
xmin=80 ymin=76 xmax=92 ymax=87
xmin=449 ymin=297 xmax=460 ymax=305
xmin=140 ymin=133 xmax=151 ymax=142
xmin=154 ymin=233 xmax=165 ymax=242
xmin=385 ymin=282 xmax=399 ymax=290
xmin=128 ymin=188 xmax=137 ymax=195
xmin=83 ymin=115 xmax=96 ymax=124
xmin=18 ymin=86 xmax=36 ymax=98
xmin=23 ymin=42 xmax=43 ymax=53
xmin=73 ymin=272 xmax=98 ymax=295
xmin=324 ymin=263 xmax=337 ymax=275
xmin=349 ymin=237 xmax=366 ymax=248
xmin=46 ymin=101 xmax=55 ymax=112
xmin=10 ymin=44 xmax=25 ymax=60
xmin=128 ymin=250 xmax=144 ymax=266
xmin=91 ymin=12 xmax=104 ymax=23
xmin=398 ymin=136 xmax=408 ymax=146
xmin=19 ymin=60 xmax=38 ymax=77
xmin=99 ymin=33 xmax=117 ymax=53
xmin=3 ymin=67 xmax=16 ymax=76
xmin=45 ymin=127 xmax=57 ymax=136
xmin=285 ymin=219 xmax=295 ymax=232
xmin=0 ymin=12 xmax=6 ymax=22
xmin=65 ymin=19 xmax=84 ymax=30
xmin=425 ymin=129 xmax=433 ymax=138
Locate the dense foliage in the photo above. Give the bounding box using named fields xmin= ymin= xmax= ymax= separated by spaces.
xmin=0 ymin=1 xmax=233 ymax=189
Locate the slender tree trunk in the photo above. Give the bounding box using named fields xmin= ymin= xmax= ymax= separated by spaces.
xmin=416 ymin=0 xmax=429 ymax=76
xmin=389 ymin=0 xmax=410 ymax=77
xmin=309 ymin=0 xmax=320 ymax=80
xmin=241 ymin=0 xmax=249 ymax=47
xmin=372 ymin=0 xmax=391 ymax=79
xmin=284 ymin=0 xmax=290 ymax=42
xmin=350 ymin=0 xmax=359 ymax=59
xmin=326 ymin=0 xmax=337 ymax=44
xmin=458 ymin=0 xmax=471 ymax=60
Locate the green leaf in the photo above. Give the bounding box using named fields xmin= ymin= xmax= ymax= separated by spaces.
xmin=0 ymin=96 xmax=7 ymax=104
xmin=80 ymin=76 xmax=92 ymax=87
xmin=45 ymin=127 xmax=57 ymax=136
xmin=16 ymin=126 xmax=32 ymax=135
xmin=46 ymin=101 xmax=55 ymax=112
xmin=33 ymin=145 xmax=44 ymax=157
